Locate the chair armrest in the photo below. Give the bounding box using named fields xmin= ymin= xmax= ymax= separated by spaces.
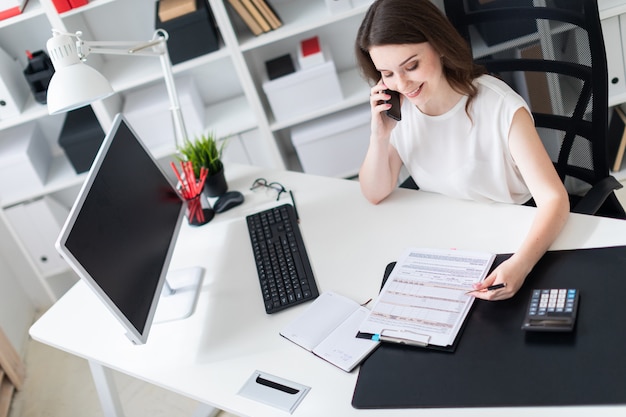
xmin=572 ymin=175 xmax=623 ymax=215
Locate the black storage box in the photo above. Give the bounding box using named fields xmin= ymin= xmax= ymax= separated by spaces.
xmin=58 ymin=106 xmax=105 ymax=174
xmin=155 ymin=0 xmax=220 ymax=65
xmin=265 ymin=54 xmax=295 ymax=81
xmin=23 ymin=50 xmax=54 ymax=104
xmin=468 ymin=0 xmax=537 ymax=46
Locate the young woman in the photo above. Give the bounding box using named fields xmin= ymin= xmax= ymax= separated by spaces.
xmin=355 ymin=0 xmax=569 ymax=300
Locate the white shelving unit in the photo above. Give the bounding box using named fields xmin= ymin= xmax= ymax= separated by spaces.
xmin=0 ymin=0 xmax=375 ymax=308
xmin=599 ymin=0 xmax=626 ymax=180
xmin=4 ymin=0 xmax=623 ymax=308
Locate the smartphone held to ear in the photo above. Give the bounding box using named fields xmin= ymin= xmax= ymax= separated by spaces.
xmin=384 ymin=89 xmax=401 ymax=121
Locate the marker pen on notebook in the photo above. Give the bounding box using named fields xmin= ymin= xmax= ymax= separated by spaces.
xmin=364 ymin=333 xmax=428 ymax=347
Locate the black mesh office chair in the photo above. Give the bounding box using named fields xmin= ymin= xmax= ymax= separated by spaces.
xmin=436 ymin=0 xmax=625 ymax=219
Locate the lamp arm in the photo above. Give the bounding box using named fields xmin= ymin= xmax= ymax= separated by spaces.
xmin=77 ymin=30 xmax=188 ymax=148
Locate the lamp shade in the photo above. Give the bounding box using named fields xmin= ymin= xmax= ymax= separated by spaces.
xmin=46 ymin=31 xmax=114 ymax=114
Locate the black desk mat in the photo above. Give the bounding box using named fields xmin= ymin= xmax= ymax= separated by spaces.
xmin=352 ymin=246 xmax=626 ymax=408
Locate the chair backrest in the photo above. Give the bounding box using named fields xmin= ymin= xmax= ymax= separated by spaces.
xmin=443 ymin=0 xmax=625 ymax=218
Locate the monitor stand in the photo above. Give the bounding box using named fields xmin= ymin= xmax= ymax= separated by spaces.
xmin=154 ymin=266 xmax=204 ymax=323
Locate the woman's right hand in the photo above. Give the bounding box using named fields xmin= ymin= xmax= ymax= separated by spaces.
xmin=370 ymin=81 xmax=399 ymax=141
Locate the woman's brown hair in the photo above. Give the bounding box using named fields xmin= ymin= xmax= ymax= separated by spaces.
xmin=355 ymin=0 xmax=485 ymax=112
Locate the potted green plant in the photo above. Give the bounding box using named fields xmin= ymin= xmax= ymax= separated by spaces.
xmin=178 ymin=132 xmax=228 ymax=197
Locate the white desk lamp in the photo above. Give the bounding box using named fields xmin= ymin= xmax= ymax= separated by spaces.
xmin=46 ymin=29 xmax=188 ymax=148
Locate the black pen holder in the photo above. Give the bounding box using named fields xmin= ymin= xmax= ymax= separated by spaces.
xmin=184 ymin=191 xmax=214 ymax=226
xmin=23 ymin=51 xmax=55 ymax=104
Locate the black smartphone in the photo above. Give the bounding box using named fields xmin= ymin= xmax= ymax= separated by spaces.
xmin=384 ymin=89 xmax=401 ymax=121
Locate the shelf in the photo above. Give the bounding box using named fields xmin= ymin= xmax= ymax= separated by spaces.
xmin=204 ymin=95 xmax=256 ymax=138
xmin=610 ymin=92 xmax=626 ymax=108
xmin=0 ymin=0 xmax=45 ymax=29
xmin=237 ymin=0 xmax=369 ymax=52
xmin=0 ymin=96 xmax=49 ymax=131
xmin=147 ymin=95 xmax=256 ymax=160
xmin=600 ymin=1 xmax=626 ymax=19
xmin=97 ymin=45 xmax=231 ymax=93
xmin=59 ymin=0 xmax=117 ymax=17
xmin=0 ymin=154 xmax=87 ymax=209
xmin=0 ymin=0 xmax=374 ymax=308
xmin=470 ymin=21 xmax=576 ymax=60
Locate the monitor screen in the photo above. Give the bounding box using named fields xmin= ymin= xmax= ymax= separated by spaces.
xmin=56 ymin=113 xmax=197 ymax=345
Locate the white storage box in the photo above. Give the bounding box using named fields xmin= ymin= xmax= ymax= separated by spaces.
xmin=123 ymin=76 xmax=205 ymax=149
xmin=290 ymin=104 xmax=370 ymax=178
xmin=262 ymin=59 xmax=343 ymax=122
xmin=0 ymin=122 xmax=52 ymax=195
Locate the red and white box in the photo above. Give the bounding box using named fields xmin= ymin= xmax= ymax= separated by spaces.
xmin=298 ymin=36 xmax=325 ymax=70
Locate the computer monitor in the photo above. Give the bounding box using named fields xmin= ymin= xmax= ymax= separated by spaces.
xmin=56 ymin=113 xmax=203 ymax=345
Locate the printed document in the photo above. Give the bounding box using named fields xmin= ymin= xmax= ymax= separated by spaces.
xmin=359 ymin=248 xmax=496 ymax=348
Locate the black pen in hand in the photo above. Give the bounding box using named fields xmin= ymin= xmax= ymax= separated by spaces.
xmin=466 ymin=283 xmax=506 ymax=294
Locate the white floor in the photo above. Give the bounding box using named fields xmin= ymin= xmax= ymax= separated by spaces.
xmin=8 ymin=335 xmax=237 ymax=417
xmin=7 ymin=184 xmax=626 ymax=417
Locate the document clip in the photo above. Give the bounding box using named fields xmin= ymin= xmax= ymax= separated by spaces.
xmin=378 ymin=329 xmax=431 ymax=347
xmin=238 ymin=370 xmax=310 ymax=414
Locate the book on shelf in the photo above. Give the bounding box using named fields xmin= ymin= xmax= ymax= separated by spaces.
xmin=157 ymin=0 xmax=197 ymax=22
xmin=357 ymin=247 xmax=496 ymax=350
xmin=241 ymin=0 xmax=271 ymax=32
xmin=251 ymin=0 xmax=282 ymax=30
xmin=227 ymin=0 xmax=282 ymax=36
xmin=227 ymin=0 xmax=264 ymax=36
xmin=280 ymin=291 xmax=379 ymax=372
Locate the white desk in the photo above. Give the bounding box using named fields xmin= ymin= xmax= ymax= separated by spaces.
xmin=30 ymin=163 xmax=626 ymax=417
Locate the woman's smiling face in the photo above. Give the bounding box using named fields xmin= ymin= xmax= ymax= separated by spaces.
xmin=369 ymin=42 xmax=450 ymax=115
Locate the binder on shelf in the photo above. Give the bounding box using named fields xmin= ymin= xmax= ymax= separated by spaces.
xmin=227 ymin=0 xmax=264 ymax=36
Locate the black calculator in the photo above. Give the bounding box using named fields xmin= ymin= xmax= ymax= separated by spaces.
xmin=521 ymin=288 xmax=579 ymax=332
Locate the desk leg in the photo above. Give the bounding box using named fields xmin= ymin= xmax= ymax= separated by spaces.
xmin=88 ymin=360 xmax=125 ymax=417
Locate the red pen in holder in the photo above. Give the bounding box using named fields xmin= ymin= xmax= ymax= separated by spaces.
xmin=171 ymin=161 xmax=214 ymax=226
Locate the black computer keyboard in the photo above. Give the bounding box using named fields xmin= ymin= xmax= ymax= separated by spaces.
xmin=246 ymin=204 xmax=319 ymax=313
